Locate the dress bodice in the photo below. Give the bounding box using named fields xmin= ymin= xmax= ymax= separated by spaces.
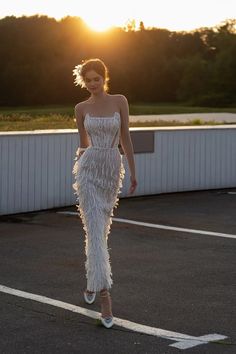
xmin=84 ymin=111 xmax=121 ymax=149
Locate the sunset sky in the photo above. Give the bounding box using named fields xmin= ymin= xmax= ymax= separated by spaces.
xmin=0 ymin=0 xmax=235 ymax=32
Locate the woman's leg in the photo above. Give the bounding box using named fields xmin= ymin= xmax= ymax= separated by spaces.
xmin=100 ymin=288 xmax=113 ymax=318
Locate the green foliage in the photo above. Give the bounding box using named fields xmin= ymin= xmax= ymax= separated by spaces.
xmin=0 ymin=16 xmax=235 ymax=107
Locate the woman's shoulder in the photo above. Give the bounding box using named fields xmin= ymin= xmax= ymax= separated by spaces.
xmin=109 ymin=93 xmax=128 ymax=104
xmin=74 ymin=99 xmax=90 ymax=113
xmin=110 ymin=93 xmax=127 ymax=99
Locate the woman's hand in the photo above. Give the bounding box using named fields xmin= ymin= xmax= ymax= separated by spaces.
xmin=128 ymin=175 xmax=138 ymax=195
xmin=76 ymin=147 xmax=87 ymax=160
xmin=78 ymin=151 xmax=85 ymax=160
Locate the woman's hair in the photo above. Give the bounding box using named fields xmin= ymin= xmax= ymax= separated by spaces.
xmin=73 ymin=58 xmax=110 ymax=92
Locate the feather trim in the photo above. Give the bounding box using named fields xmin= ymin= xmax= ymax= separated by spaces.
xmin=72 ymin=147 xmax=125 ymax=292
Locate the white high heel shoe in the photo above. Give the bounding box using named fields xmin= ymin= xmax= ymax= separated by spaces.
xmin=83 ymin=289 xmax=96 ymax=304
xmin=101 ymin=315 xmax=114 ymax=328
xmin=100 ymin=290 xmax=114 ymax=328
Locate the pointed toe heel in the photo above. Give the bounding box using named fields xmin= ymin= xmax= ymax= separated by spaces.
xmin=100 ymin=289 xmax=114 ymax=328
xmin=101 ymin=316 xmax=114 ymax=328
xmin=84 ymin=290 xmax=96 ymax=304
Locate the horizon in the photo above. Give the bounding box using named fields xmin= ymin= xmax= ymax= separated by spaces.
xmin=0 ymin=13 xmax=234 ymax=33
xmin=0 ymin=0 xmax=235 ymax=32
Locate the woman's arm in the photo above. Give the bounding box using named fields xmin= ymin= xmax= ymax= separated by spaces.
xmin=119 ymin=95 xmax=137 ymax=194
xmin=74 ymin=103 xmax=90 ymax=158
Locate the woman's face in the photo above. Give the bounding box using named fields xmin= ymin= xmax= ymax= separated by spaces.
xmin=84 ymin=70 xmax=105 ymax=94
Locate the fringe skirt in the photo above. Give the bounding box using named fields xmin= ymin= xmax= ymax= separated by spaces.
xmin=72 ymin=146 xmax=125 ymax=292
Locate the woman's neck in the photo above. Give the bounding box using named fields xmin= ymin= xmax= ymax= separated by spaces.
xmin=90 ymin=91 xmax=108 ymax=102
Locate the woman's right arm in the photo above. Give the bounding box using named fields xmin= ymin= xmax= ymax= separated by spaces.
xmin=75 ymin=103 xmax=90 ymax=158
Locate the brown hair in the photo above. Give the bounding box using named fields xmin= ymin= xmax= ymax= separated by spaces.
xmin=73 ymin=58 xmax=110 ymax=92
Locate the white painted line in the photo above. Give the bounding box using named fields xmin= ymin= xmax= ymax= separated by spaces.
xmin=170 ymin=334 xmax=228 ymax=349
xmin=58 ymin=212 xmax=236 ymax=240
xmin=0 ymin=284 xmax=228 ymax=350
xmin=112 ymin=217 xmax=236 ymax=239
xmin=58 ymin=211 xmax=78 ymax=215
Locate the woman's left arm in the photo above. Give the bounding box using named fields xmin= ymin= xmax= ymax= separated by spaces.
xmin=119 ymin=95 xmax=137 ymax=193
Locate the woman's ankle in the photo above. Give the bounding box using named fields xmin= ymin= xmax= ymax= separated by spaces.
xmin=100 ymin=290 xmax=113 ymax=317
xmin=100 ymin=288 xmax=109 ymax=295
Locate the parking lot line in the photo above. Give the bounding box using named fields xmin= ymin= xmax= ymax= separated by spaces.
xmin=0 ymin=284 xmax=228 ymax=350
xmin=57 ymin=212 xmax=236 ymax=240
xmin=112 ymin=217 xmax=236 ymax=239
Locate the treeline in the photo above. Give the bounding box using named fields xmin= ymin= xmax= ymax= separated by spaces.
xmin=0 ymin=15 xmax=235 ymax=107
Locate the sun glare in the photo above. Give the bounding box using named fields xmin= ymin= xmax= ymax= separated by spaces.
xmin=82 ymin=16 xmax=119 ymax=32
xmin=85 ymin=21 xmax=113 ymax=32
xmin=0 ymin=0 xmax=235 ymax=33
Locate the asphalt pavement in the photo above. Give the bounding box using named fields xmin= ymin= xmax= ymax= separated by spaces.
xmin=0 ymin=188 xmax=235 ymax=353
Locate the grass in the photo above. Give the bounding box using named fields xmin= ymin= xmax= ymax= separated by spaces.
xmin=129 ymin=103 xmax=236 ymax=115
xmin=0 ymin=113 xmax=75 ymax=131
xmin=0 ymin=103 xmax=235 ymax=131
xmin=130 ymin=119 xmax=226 ymax=127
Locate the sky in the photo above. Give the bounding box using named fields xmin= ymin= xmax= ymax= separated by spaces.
xmin=0 ymin=0 xmax=235 ymax=32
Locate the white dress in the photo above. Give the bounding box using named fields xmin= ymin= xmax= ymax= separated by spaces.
xmin=72 ymin=111 xmax=125 ymax=292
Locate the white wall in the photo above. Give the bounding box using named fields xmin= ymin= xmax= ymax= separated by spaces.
xmin=0 ymin=125 xmax=236 ymax=215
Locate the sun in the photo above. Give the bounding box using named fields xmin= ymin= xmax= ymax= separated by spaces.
xmin=86 ymin=22 xmax=113 ymax=32
xmin=83 ymin=16 xmax=117 ymax=32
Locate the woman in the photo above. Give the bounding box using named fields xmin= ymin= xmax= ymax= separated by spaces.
xmin=72 ymin=58 xmax=137 ymax=328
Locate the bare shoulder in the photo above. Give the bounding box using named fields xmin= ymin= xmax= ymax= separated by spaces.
xmin=110 ymin=94 xmax=128 ymax=104
xmin=75 ymin=99 xmax=88 ymax=113
xmin=74 ymin=99 xmax=91 ymax=119
xmin=109 ymin=94 xmax=129 ymax=112
xmin=111 ymin=95 xmax=129 ymax=128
